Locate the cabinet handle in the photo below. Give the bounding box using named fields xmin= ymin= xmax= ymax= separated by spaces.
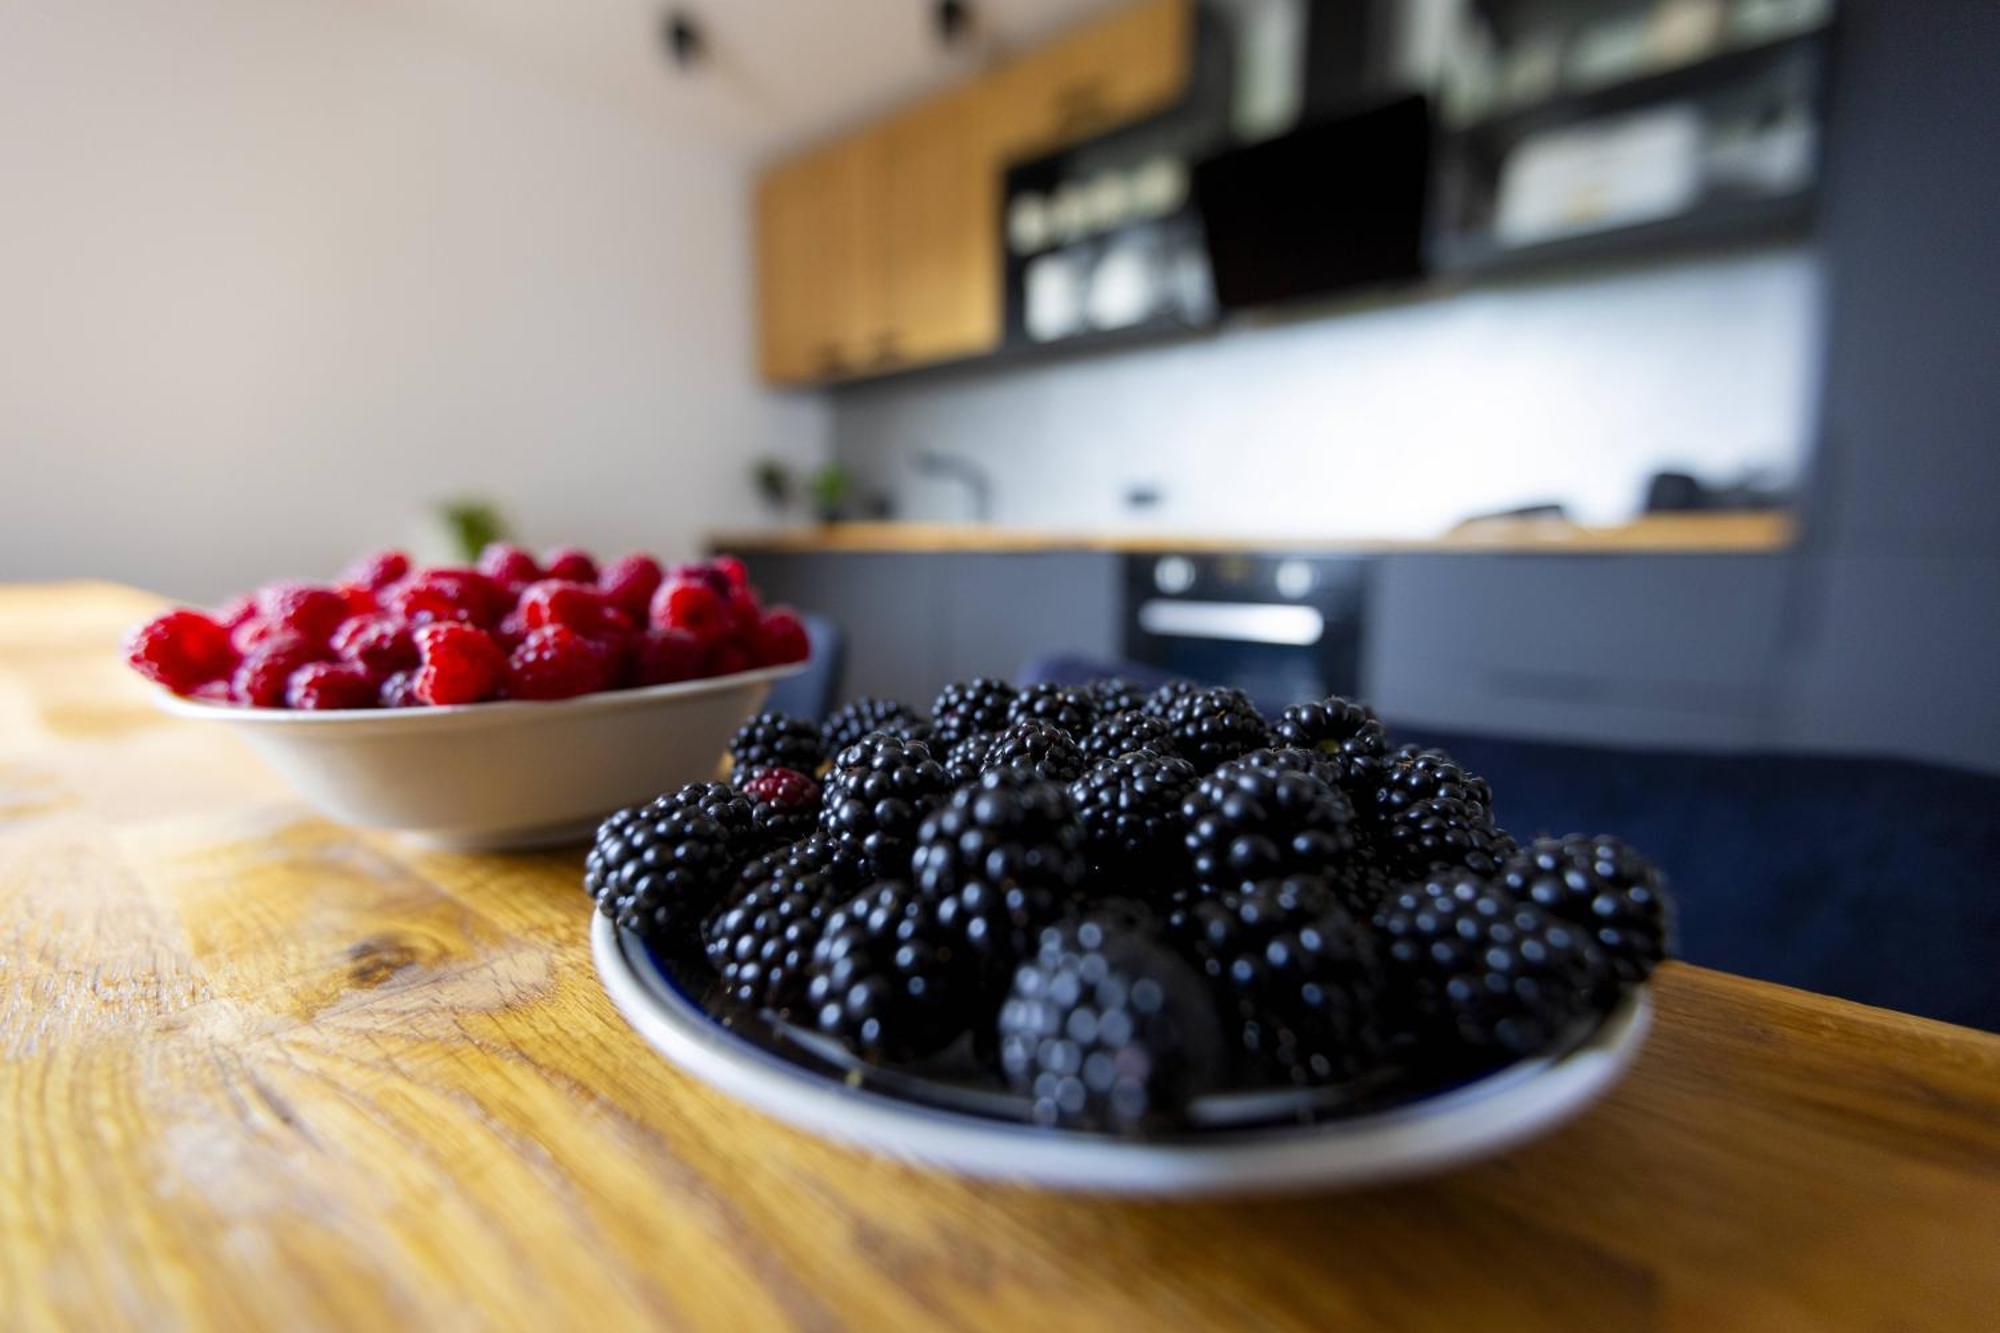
xmin=816 ymin=344 xmax=847 ymax=378
xmin=872 ymin=331 xmax=900 ymax=366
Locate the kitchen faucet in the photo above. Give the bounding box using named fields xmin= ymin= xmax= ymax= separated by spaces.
xmin=914 ymin=452 xmax=993 ymax=523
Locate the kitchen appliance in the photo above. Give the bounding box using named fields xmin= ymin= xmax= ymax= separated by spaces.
xmin=1193 ymin=93 xmax=1433 ymax=311
xmin=1004 ymin=1 xmax=1442 ymax=339
xmin=1120 ymin=552 xmax=1371 ymax=705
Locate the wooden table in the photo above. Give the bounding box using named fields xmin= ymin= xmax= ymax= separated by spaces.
xmin=4 ymin=582 xmax=1995 ymax=1331
xmin=707 ymin=512 xmax=1796 ymax=556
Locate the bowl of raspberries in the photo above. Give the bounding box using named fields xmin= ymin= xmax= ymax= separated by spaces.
xmin=587 ymin=679 xmax=1672 ymax=1194
xmin=123 ymin=547 xmax=809 ymax=848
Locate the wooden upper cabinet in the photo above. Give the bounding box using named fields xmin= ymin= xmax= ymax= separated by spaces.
xmin=819 ymin=129 xmax=891 ymax=373
xmin=880 ymin=85 xmax=1002 ymax=367
xmin=755 ymin=153 xmax=826 ymax=385
xmin=754 ymin=0 xmax=1190 ymax=385
xmin=758 ymin=133 xmax=888 ymax=384
xmin=987 ymin=0 xmax=1191 ymax=161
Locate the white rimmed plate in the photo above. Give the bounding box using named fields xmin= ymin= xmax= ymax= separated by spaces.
xmin=591 ymin=911 xmax=1651 ymax=1196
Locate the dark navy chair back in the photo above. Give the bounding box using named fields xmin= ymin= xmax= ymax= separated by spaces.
xmin=762 ymin=613 xmax=844 ymax=722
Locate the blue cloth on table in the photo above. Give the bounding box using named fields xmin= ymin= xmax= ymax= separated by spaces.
xmin=1020 ymin=653 xmax=2000 ymax=1031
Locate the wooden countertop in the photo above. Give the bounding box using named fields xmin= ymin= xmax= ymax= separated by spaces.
xmin=7 ymin=581 xmax=1995 ymax=1332
xmin=710 ymin=512 xmax=1796 ymax=556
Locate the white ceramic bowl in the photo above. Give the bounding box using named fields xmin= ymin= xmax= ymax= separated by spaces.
xmin=155 ymin=662 xmax=804 ymax=849
xmin=593 ymin=911 xmax=1653 ymax=1196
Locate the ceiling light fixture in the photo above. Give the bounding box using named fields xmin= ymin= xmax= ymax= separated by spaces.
xmin=935 ymin=0 xmax=974 ymax=48
xmin=664 ymin=9 xmax=705 ymax=70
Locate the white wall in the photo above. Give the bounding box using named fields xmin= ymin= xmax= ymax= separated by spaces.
xmin=834 ymin=246 xmax=1821 ymax=535
xmin=0 ymin=0 xmax=825 ymax=603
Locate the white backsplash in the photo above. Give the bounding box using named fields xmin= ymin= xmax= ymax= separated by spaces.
xmin=833 ymin=245 xmax=1822 ymax=536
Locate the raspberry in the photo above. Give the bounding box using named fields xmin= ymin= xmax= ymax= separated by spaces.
xmin=708 ymin=639 xmax=753 ymax=677
xmin=599 ymin=554 xmax=664 ymax=620
xmin=493 ymin=609 xmax=531 ymax=653
xmin=254 ymin=582 xmax=349 ymax=647
xmin=593 ymin=627 xmax=638 ymax=689
xmin=330 ymin=615 xmax=416 ymax=676
xmin=635 ymin=628 xmax=705 ymax=685
xmin=518 ymin=579 xmax=622 ymax=636
xmin=215 ymin=596 xmax=258 ymax=631
xmin=506 ymin=625 xmax=612 ymax=700
xmin=341 ymin=549 xmax=410 ymax=590
xmin=752 ymin=608 xmax=810 ymax=665
xmin=667 ymin=562 xmax=733 ymax=598
xmin=285 ymin=662 xmax=378 ymax=711
xmin=413 ymin=623 xmax=505 ymax=705
xmin=651 ymin=579 xmax=729 ymax=640
xmin=712 ymin=555 xmax=750 ymax=592
xmin=230 ymin=617 xmax=288 ymax=655
xmin=378 ymin=670 xmax=421 ymax=708
xmin=476 ymin=542 xmax=542 ymax=588
xmin=724 ymin=588 xmax=763 ymax=635
xmin=741 ymin=765 xmax=822 ymax=847
xmin=336 ymin=582 xmax=378 ymax=618
xmin=389 ymin=569 xmax=503 ymax=628
xmin=231 ymin=635 xmax=323 ymax=707
xmin=123 ymin=610 xmax=238 ymax=695
xmin=542 ymin=547 xmax=598 ymax=583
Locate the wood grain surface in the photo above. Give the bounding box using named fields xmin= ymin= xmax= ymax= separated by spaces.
xmin=2 ymin=582 xmax=1994 ymax=1333
xmin=706 ymin=512 xmax=1796 ymax=556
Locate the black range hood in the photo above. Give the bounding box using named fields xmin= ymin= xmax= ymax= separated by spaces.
xmin=1192 ymin=93 xmax=1433 ymax=314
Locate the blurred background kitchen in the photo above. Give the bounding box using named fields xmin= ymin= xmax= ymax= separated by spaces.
xmin=3 ymin=1 xmax=1995 ymax=1023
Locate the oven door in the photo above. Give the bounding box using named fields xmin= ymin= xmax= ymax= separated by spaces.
xmin=1120 ymin=553 xmax=1370 ymax=706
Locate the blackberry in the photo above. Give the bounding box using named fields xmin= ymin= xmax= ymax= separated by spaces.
xmin=1141 ymin=679 xmax=1201 ymax=719
xmin=943 ymin=731 xmax=1000 ymax=786
xmin=805 ymin=882 xmax=970 ymax=1061
xmin=1322 ymin=852 xmax=1405 ymax=919
xmin=726 ymin=711 xmax=825 ymax=784
xmin=930 ymin=677 xmax=1018 ymax=751
xmin=1373 ymin=875 xmax=1613 ymax=1060
xmin=1273 ymin=695 xmax=1389 ymax=760
xmin=1079 ymin=709 xmax=1176 ymax=764
xmin=912 ymin=770 xmax=1087 ymax=969
xmin=997 ymin=913 xmax=1224 ymax=1133
xmin=817 ymin=734 xmax=950 ymax=882
xmin=585 ymin=798 xmax=743 ymax=947
xmin=1380 ymin=795 xmax=1517 ymax=880
xmin=653 ymin=781 xmax=757 ymax=845
xmin=1086 ymin=677 xmax=1151 ymax=718
xmin=1182 ymin=759 xmax=1356 ymax=896
xmin=1005 ymin=682 xmax=1097 ymax=736
xmin=1068 ymin=750 xmax=1200 ymax=880
xmin=1219 ymin=745 xmax=1349 ymax=789
xmin=740 ymin=766 xmax=823 ymax=849
xmin=1165 ymin=876 xmax=1389 ymax=1086
xmin=1498 ymin=836 xmax=1672 ymax=988
xmin=1368 ymin=745 xmax=1493 ymax=821
xmin=984 ymin=719 xmax=1087 ymax=784
xmin=1160 ymin=686 xmax=1272 ymax=771
xmin=821 ymin=697 xmax=931 ymax=754
xmin=703 ymin=835 xmax=844 ymax=1014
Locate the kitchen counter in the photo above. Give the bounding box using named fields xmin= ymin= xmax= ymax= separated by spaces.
xmin=8 ymin=580 xmax=1996 ymax=1331
xmin=711 ymin=511 xmax=1795 ymax=555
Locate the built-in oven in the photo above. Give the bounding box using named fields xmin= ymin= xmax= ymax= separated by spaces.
xmin=1120 ymin=552 xmax=1371 ymax=706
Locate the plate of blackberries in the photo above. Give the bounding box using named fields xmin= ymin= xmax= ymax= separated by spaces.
xmin=586 ymin=679 xmax=1671 ymax=1194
